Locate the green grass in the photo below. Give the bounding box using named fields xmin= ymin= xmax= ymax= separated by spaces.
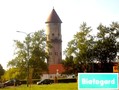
xmin=1 ymin=83 xmax=78 ymax=90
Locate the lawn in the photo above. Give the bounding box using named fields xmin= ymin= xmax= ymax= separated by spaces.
xmin=1 ymin=83 xmax=78 ymax=90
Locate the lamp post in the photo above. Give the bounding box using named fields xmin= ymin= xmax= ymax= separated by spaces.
xmin=16 ymin=31 xmax=33 ymax=87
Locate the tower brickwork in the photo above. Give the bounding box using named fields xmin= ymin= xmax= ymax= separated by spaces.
xmin=45 ymin=9 xmax=62 ymax=66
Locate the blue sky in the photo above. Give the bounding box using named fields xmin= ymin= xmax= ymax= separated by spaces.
xmin=0 ymin=0 xmax=119 ymax=69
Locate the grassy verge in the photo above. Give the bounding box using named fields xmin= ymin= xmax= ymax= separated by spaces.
xmin=1 ymin=83 xmax=77 ymax=90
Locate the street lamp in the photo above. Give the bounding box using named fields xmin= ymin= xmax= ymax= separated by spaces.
xmin=16 ymin=31 xmax=33 ymax=87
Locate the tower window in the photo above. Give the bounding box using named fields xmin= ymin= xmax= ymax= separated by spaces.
xmin=49 ymin=52 xmax=52 ymax=55
xmin=55 ymin=52 xmax=58 ymax=55
xmin=58 ymin=33 xmax=60 ymax=36
xmin=52 ymin=33 xmax=54 ymax=36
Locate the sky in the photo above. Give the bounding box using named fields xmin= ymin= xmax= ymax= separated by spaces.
xmin=0 ymin=0 xmax=119 ymax=70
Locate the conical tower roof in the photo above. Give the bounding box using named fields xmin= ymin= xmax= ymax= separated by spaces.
xmin=45 ymin=9 xmax=62 ymax=23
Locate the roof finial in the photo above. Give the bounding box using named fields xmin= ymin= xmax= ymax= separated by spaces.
xmin=45 ymin=8 xmax=62 ymax=23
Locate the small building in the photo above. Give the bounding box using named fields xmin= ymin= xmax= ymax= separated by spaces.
xmin=41 ymin=64 xmax=65 ymax=79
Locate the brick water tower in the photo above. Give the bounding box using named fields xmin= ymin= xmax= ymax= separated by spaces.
xmin=45 ymin=8 xmax=62 ymax=66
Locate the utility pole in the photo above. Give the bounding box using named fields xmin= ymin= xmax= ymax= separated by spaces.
xmin=16 ymin=31 xmax=33 ymax=87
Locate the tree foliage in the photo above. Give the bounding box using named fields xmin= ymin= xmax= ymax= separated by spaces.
xmin=7 ymin=30 xmax=48 ymax=79
xmin=2 ymin=68 xmax=23 ymax=81
xmin=0 ymin=64 xmax=5 ymax=80
xmin=63 ymin=23 xmax=93 ymax=73
xmin=94 ymin=22 xmax=119 ymax=63
xmin=63 ymin=22 xmax=119 ymax=73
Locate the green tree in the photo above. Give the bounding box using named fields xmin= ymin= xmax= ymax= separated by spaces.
xmin=7 ymin=30 xmax=48 ymax=79
xmin=93 ymin=22 xmax=119 ymax=72
xmin=94 ymin=22 xmax=119 ymax=63
xmin=63 ymin=22 xmax=119 ymax=73
xmin=62 ymin=56 xmax=76 ymax=74
xmin=0 ymin=64 xmax=5 ymax=80
xmin=64 ymin=23 xmax=93 ymax=72
xmin=2 ymin=68 xmax=22 ymax=80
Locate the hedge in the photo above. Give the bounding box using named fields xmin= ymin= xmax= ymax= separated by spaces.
xmin=20 ymin=78 xmax=77 ymax=84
